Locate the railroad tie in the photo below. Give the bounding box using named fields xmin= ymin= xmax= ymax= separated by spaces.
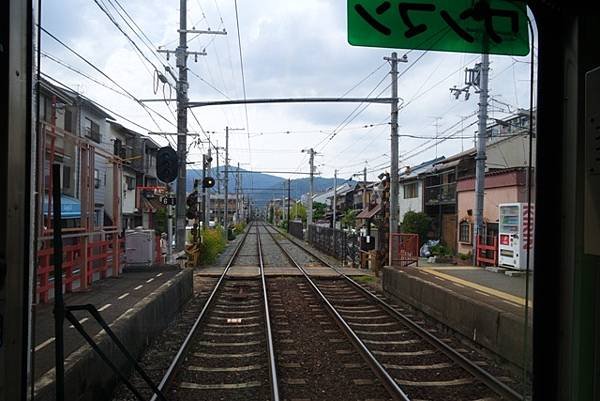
xmin=179 ymin=381 xmax=262 ymax=390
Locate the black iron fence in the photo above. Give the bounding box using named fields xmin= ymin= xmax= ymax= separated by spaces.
xmin=288 ymin=220 xmax=304 ymax=241
xmin=307 ymin=224 xmax=358 ymax=266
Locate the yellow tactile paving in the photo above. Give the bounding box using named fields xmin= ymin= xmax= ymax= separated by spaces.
xmin=420 ymin=268 xmax=532 ymax=308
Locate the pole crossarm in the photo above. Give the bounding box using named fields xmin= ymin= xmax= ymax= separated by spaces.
xmin=187 ymin=97 xmax=395 ymax=108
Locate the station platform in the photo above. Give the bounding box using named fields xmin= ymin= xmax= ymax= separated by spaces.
xmin=402 ymin=261 xmax=533 ymax=316
xmin=382 ymin=263 xmax=533 ymax=371
xmin=33 ymin=266 xmax=193 ymax=401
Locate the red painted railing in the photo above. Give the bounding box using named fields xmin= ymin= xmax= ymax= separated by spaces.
xmin=36 ymin=235 xmax=125 ymax=303
xmin=476 ymin=235 xmax=498 ymax=267
xmin=389 ymin=233 xmax=419 ymax=267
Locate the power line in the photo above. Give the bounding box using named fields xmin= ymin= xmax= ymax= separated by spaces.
xmin=40 ymin=28 xmax=172 ymax=125
xmin=42 ymin=73 xmax=153 ymax=133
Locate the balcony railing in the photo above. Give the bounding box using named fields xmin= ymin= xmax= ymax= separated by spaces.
xmin=424 ymin=182 xmax=456 ymax=205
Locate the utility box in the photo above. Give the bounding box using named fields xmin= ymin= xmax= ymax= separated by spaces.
xmin=125 ymin=228 xmax=155 ymax=268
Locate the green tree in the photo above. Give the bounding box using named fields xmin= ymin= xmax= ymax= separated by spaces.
xmin=290 ymin=202 xmax=306 ymax=222
xmin=400 ymin=211 xmax=432 ymax=243
xmin=313 ymin=202 xmax=327 ymax=220
xmin=154 ymin=207 xmax=167 ymax=234
xmin=341 ymin=209 xmax=359 ymax=229
xmin=268 ymin=206 xmax=274 ymax=224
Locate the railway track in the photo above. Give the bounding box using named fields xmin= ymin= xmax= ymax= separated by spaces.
xmin=149 ymin=222 xmax=278 ymax=401
xmin=259 ymin=222 xmax=524 ymax=401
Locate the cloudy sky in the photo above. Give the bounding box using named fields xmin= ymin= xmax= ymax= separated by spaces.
xmin=41 ymin=0 xmax=537 ymax=182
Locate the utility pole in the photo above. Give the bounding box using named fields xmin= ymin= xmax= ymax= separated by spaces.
xmin=363 ymin=164 xmax=368 ymax=208
xmin=302 ymin=148 xmax=316 ymax=227
xmin=333 ymin=169 xmax=338 ymax=230
xmin=236 ymin=162 xmax=240 ymax=223
xmin=384 ymin=52 xmax=406 ymax=260
xmin=473 ymin=53 xmax=489 ymax=260
xmin=224 ymin=128 xmax=229 ymax=231
xmin=450 ymin=54 xmax=489 ymax=261
xmin=159 ymin=1 xmax=227 ymax=251
xmin=167 ymin=184 xmax=173 ymax=263
xmin=287 ymin=178 xmax=291 ymax=232
xmin=204 ymin=147 xmax=212 ymax=229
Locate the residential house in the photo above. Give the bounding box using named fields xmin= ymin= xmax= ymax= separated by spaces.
xmin=208 ymin=193 xmax=242 ymax=226
xmin=38 ymin=79 xmax=80 ymax=229
xmin=129 ymin=135 xmax=163 ymax=228
xmin=106 ymin=121 xmax=142 ymax=230
xmin=398 ymin=157 xmax=444 ymax=223
xmin=420 ymin=149 xmax=476 ymax=251
xmin=456 ymin=167 xmax=529 ymax=255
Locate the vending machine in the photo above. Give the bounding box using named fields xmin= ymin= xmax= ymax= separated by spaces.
xmin=498 ymin=203 xmax=535 ymax=271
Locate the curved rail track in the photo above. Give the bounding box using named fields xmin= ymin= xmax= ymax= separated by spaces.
xmin=258 ymin=222 xmax=524 ymax=401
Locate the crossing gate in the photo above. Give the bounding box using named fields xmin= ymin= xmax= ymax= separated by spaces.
xmin=389 ymin=233 xmax=419 ymax=267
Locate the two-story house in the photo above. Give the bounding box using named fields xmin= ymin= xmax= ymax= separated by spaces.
xmin=38 ymin=79 xmax=80 ymax=230
xmin=106 ymin=121 xmax=143 ymax=230
xmin=75 ymin=94 xmax=114 ymax=229
xmin=398 ymin=157 xmax=445 ymax=224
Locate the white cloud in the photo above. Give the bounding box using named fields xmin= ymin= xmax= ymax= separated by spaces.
xmin=42 ymin=0 xmax=536 ymax=181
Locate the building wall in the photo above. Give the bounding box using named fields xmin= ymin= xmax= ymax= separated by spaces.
xmin=487 ymin=134 xmax=537 ymax=170
xmin=399 ymin=180 xmax=423 ymax=222
xmin=456 ymin=185 xmax=528 ymax=254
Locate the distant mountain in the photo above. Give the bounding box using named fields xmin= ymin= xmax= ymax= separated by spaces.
xmin=185 ymin=167 xmax=349 ymax=207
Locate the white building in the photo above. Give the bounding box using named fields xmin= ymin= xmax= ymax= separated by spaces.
xmin=398 ymin=157 xmax=444 ymax=223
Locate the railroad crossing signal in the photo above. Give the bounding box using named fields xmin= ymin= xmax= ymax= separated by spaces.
xmin=156 ymin=146 xmax=178 ymax=183
xmin=202 ymin=177 xmax=215 ymax=188
xmin=347 ymin=0 xmax=529 ymax=56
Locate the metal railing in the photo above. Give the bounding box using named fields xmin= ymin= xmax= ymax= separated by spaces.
xmin=307 ymin=224 xmax=358 ymax=266
xmin=424 ymin=182 xmax=457 ymax=204
xmin=288 ymin=220 xmax=304 ymax=241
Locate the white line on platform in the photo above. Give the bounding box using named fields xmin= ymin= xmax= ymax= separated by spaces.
xmin=146 ymin=278 xmax=154 ymax=283
xmin=156 ymin=273 xmax=163 ymax=277
xmin=69 ymin=317 xmax=89 ymax=328
xmin=118 ymin=293 xmax=129 ymax=300
xmin=134 ymin=285 xmax=143 ymax=290
xmin=502 ymin=299 xmax=520 ymax=307
xmin=453 ymin=283 xmax=465 ymax=288
xmin=475 ymin=290 xmax=491 ymax=298
xmin=98 ymin=303 xmax=112 ymax=312
xmin=35 ymin=337 xmax=55 ymax=352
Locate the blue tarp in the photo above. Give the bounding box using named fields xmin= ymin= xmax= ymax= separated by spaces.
xmin=43 ymin=194 xmax=81 ymax=218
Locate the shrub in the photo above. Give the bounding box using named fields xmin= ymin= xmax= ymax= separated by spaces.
xmin=200 ymin=226 xmax=226 ymax=264
xmin=430 ymin=243 xmax=453 ymax=257
xmin=458 ymin=252 xmax=471 ymax=261
xmin=400 ymin=211 xmax=432 ymax=243
xmin=233 ymin=222 xmax=246 ymax=235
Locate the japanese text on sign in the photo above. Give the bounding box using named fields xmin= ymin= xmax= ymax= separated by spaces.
xmin=348 ymin=0 xmax=529 ymax=56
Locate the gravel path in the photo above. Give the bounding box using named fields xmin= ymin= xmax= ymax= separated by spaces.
xmin=267 ymin=277 xmax=392 ymax=400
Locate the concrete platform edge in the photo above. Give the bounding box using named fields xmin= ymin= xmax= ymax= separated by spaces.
xmin=34 ymin=268 xmax=194 ymax=401
xmin=382 ymin=267 xmax=532 ymax=372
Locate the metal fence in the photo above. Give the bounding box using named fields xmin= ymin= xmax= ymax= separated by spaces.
xmin=389 ymin=233 xmax=419 ymax=267
xmin=288 ymin=221 xmax=304 ymax=241
xmin=307 ymin=224 xmax=358 ymax=266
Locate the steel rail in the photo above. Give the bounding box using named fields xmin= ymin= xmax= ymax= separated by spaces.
xmin=259 ymin=223 xmax=410 ymax=401
xmin=271 ymin=224 xmax=524 ymax=401
xmin=255 ymin=226 xmax=281 ymax=401
xmin=149 ymin=222 xmax=254 ymax=401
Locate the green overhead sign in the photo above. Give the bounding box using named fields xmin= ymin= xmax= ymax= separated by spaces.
xmin=347 ymin=0 xmax=530 ymax=56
